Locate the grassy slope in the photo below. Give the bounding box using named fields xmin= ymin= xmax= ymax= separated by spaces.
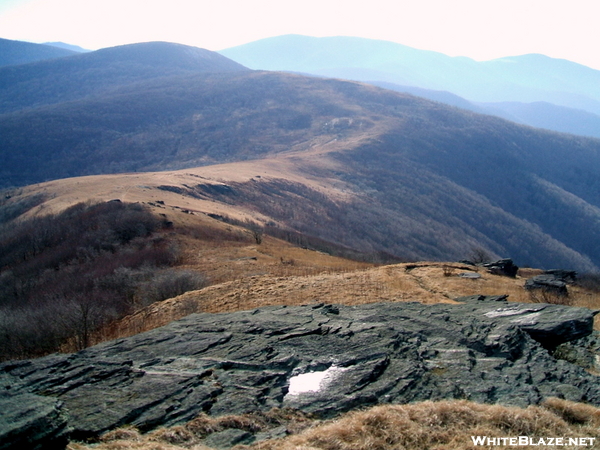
xmin=7 ymin=181 xmax=598 ymax=349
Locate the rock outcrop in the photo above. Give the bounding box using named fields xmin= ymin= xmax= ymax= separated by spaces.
xmin=456 ymin=295 xmax=596 ymax=347
xmin=545 ymin=269 xmax=577 ymax=284
xmin=525 ymin=270 xmax=578 ymax=296
xmin=0 ymin=390 xmax=70 ymax=450
xmin=525 ymin=274 xmax=569 ymax=295
xmin=483 ymin=259 xmax=519 ymax=277
xmin=1 ymin=299 xmax=598 ymax=448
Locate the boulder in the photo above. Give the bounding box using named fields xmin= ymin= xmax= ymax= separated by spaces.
xmin=1 ymin=300 xmax=598 ymax=445
xmin=483 ymin=259 xmax=519 ymax=277
xmin=524 ymin=270 xmax=578 ymax=296
xmin=544 ymin=269 xmax=577 ymax=284
xmin=458 ymin=272 xmax=481 ymax=279
xmin=525 ymin=274 xmax=568 ymax=295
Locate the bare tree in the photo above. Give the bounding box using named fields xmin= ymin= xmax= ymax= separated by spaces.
xmin=469 ymin=247 xmax=492 ymax=264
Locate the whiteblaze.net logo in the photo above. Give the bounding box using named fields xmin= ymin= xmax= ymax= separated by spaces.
xmin=471 ymin=436 xmax=596 ymax=447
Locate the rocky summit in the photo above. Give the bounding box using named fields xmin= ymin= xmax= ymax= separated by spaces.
xmin=1 ymin=299 xmax=599 ymax=448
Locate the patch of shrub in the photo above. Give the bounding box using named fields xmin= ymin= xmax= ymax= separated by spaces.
xmin=578 ymin=273 xmax=600 ymax=293
xmin=137 ymin=269 xmax=208 ymax=306
xmin=0 ymin=201 xmax=204 ymax=360
xmin=528 ymin=289 xmax=574 ymax=306
xmin=442 ymin=265 xmax=454 ymax=277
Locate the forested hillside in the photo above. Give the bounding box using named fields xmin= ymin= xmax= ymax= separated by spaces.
xmin=2 ymin=42 xmax=600 ymax=271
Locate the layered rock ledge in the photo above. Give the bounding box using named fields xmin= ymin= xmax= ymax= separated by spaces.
xmin=1 ymin=299 xmax=598 ymax=447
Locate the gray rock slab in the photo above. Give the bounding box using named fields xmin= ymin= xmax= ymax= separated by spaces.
xmin=1 ymin=300 xmax=599 ymax=444
xmin=0 ymin=390 xmax=70 ymax=450
xmin=525 ymin=274 xmax=568 ymax=295
xmin=456 ymin=296 xmax=596 ymax=347
xmin=458 ymin=272 xmax=481 ymax=279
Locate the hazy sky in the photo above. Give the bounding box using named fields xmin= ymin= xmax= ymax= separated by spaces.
xmin=1 ymin=0 xmax=599 ymax=70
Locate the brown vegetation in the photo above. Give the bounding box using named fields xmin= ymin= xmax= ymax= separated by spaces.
xmin=67 ymin=398 xmax=600 ymax=450
xmin=0 ymin=200 xmax=206 ymax=360
xmin=3 ymin=65 xmax=600 ymax=271
xmin=4 ymin=185 xmax=600 ymax=357
xmin=528 ymin=289 xmax=575 ymax=306
xmin=95 ymin=258 xmax=600 ymax=345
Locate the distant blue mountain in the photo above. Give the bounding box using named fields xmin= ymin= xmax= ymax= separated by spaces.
xmin=369 ymin=81 xmax=485 ymax=112
xmin=477 ymin=101 xmax=600 ymax=139
xmin=0 ymin=37 xmax=77 ymax=67
xmin=220 ymin=35 xmax=600 ymax=118
xmin=370 ymin=81 xmax=600 ymax=139
xmin=44 ymin=42 xmax=90 ymax=53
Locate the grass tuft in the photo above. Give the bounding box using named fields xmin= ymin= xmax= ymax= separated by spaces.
xmin=542 ymin=397 xmax=600 ymax=426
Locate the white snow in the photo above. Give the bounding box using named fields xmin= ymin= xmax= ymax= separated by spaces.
xmin=287 ymin=365 xmax=346 ymax=396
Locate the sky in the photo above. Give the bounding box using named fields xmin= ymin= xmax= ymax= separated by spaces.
xmin=1 ymin=0 xmax=599 ymax=70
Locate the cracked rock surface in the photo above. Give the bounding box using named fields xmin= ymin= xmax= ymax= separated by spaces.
xmin=1 ymin=299 xmax=599 ymax=447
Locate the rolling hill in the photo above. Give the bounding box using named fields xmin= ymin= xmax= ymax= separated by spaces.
xmin=477 ymin=100 xmax=600 ymax=138
xmin=371 ymin=81 xmax=600 ymax=139
xmin=43 ymin=41 xmax=89 ymax=53
xmin=0 ymin=37 xmax=78 ymax=67
xmin=0 ymin=43 xmax=600 ymax=271
xmin=0 ymin=41 xmax=248 ymax=114
xmin=2 ymin=40 xmax=600 ymax=272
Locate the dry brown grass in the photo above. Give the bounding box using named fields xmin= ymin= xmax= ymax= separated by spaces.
xmin=14 ymin=143 xmax=359 ymax=223
xmin=68 ymin=409 xmax=313 ymax=450
xmin=94 ymin=257 xmax=600 ymax=344
xmin=67 ymin=399 xmax=600 ymax=450
xmin=250 ymin=400 xmax=600 ymax=450
xmin=13 ymin=153 xmax=600 ymax=344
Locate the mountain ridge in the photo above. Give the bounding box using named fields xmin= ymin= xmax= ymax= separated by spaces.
xmin=43 ymin=41 xmax=90 ymax=53
xmin=371 ymin=81 xmax=600 ymax=139
xmin=2 ymin=42 xmax=600 ymax=271
xmin=0 ymin=37 xmax=78 ymax=67
xmin=0 ymin=41 xmax=249 ymax=114
xmin=219 ymin=34 xmax=600 ymax=125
